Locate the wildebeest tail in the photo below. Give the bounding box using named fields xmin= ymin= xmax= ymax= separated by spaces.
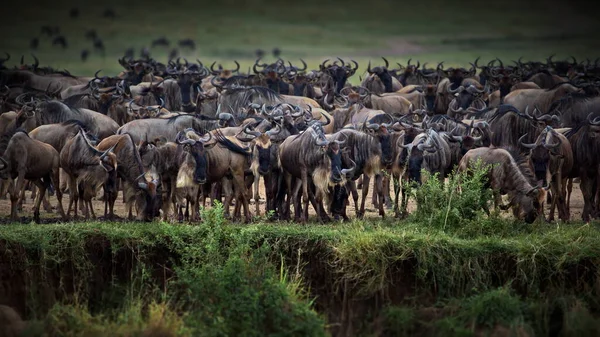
xmin=213 ymin=129 xmax=252 ymax=156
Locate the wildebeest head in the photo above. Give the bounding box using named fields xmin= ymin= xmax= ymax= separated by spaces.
xmin=363 ymin=114 xmax=395 ymax=166
xmin=519 ymin=129 xmax=561 ymax=186
xmin=127 ymin=100 xmax=168 ymax=119
xmin=448 ymin=84 xmax=486 ymax=118
xmin=367 ymin=57 xmax=394 ymax=93
xmin=319 ymin=58 xmax=358 ymax=94
xmin=175 ymin=129 xmax=214 ymax=184
xmin=244 ymin=124 xmax=282 ymax=176
xmin=167 ymin=63 xmax=209 ymax=111
xmin=211 ymin=61 xmax=240 ymax=80
xmin=324 ymin=135 xmax=355 ymax=184
xmin=443 ymin=63 xmax=476 ymax=90
xmin=398 ymin=132 xmax=438 ymax=184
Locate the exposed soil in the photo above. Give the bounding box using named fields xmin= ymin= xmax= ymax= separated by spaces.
xmin=0 ymin=179 xmax=586 ymax=224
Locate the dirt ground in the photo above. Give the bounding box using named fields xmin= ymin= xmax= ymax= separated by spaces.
xmin=0 ymin=178 xmax=586 ymax=224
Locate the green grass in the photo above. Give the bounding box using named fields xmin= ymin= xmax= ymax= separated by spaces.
xmin=1 ymin=217 xmax=600 ymax=336
xmin=1 ymin=0 xmax=598 ymax=78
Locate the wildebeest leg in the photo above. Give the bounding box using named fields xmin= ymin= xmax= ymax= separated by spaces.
xmin=375 ymin=174 xmax=385 ymax=217
xmin=557 ymin=177 xmax=569 ymax=222
xmin=233 ymin=172 xmax=252 ymax=223
xmin=301 ymin=169 xmax=310 ymax=223
xmin=31 ymin=184 xmax=37 ymax=200
xmin=42 ymin=195 xmax=52 ymax=213
xmin=222 ymin=178 xmax=234 ymax=220
xmin=31 ymin=179 xmax=48 ymax=223
xmin=383 ymin=174 xmax=392 ymax=209
xmin=566 ymin=177 xmax=573 ymax=215
xmin=357 ymin=175 xmax=363 ymax=189
xmin=580 ymin=175 xmax=595 ymax=222
xmin=12 ymin=173 xmax=26 ymax=221
xmin=66 ymin=175 xmax=78 ymax=219
xmin=359 ymin=175 xmax=371 ymax=218
xmin=253 ymin=174 xmax=261 ymax=216
xmin=393 ymin=174 xmax=401 ymax=217
xmin=291 ymin=178 xmax=303 ymax=222
xmin=347 ymin=180 xmax=358 ymax=214
xmin=51 ymin=167 xmax=66 ymax=220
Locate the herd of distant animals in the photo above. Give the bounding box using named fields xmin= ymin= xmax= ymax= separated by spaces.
xmin=27 ymin=6 xmax=282 ymax=63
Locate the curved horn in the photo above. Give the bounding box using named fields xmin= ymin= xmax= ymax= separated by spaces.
xmin=336 ymin=57 xmax=346 ymax=67
xmin=319 ymin=109 xmax=332 ymax=126
xmin=341 ymin=159 xmax=356 ymax=176
xmin=367 ymin=61 xmax=373 ymax=74
xmin=232 ymin=60 xmax=240 ymax=73
xmin=244 ymin=125 xmax=262 ymax=138
xmin=382 ymin=113 xmax=394 ymax=128
xmin=447 ymin=85 xmax=464 ymax=94
xmin=210 ymin=75 xmax=223 ymax=89
xmin=587 ymin=112 xmax=600 ymax=125
xmin=519 ymin=134 xmax=537 ymax=149
xmin=175 ymin=130 xmax=196 ymax=145
xmin=382 ymin=57 xmax=389 ymax=69
xmin=266 ymin=123 xmax=282 ymax=137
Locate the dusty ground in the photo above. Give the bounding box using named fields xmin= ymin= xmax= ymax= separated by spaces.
xmin=0 ymin=179 xmax=586 ymax=224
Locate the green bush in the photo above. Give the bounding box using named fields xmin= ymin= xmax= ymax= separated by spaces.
xmin=410 ymin=159 xmax=495 ymax=232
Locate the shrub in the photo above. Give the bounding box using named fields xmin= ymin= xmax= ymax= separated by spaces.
xmin=410 ymin=159 xmax=495 ymax=231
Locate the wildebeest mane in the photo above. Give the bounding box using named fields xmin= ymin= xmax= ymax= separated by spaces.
xmin=503 ymin=145 xmax=537 ymax=186
xmin=213 ymin=129 xmax=251 ymax=156
xmin=545 ymin=81 xmax=577 ymax=92
xmin=62 ymin=93 xmax=92 ymax=107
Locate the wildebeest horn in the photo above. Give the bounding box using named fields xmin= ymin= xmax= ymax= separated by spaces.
xmin=297 ymin=59 xmax=307 ymax=71
xmin=587 ymin=112 xmax=600 ymax=125
xmin=543 ymin=135 xmax=561 ymax=149
xmin=333 ymin=133 xmax=347 ymax=146
xmin=158 ymin=97 xmax=165 ymax=108
xmin=244 ymin=125 xmax=262 ymax=138
xmin=367 ymin=61 xmax=373 ymax=74
xmin=518 ymin=134 xmax=537 ymax=149
xmin=466 ymin=85 xmax=485 ymax=94
xmin=322 ymin=93 xmax=334 ymax=110
xmin=417 ymin=141 xmax=436 ymax=152
xmin=366 ymin=121 xmax=380 ymax=130
xmin=447 ymin=85 xmax=464 ymax=94
xmin=381 ymin=57 xmax=389 ymax=69
xmin=396 ymin=131 xmax=407 ymax=148
xmin=266 ymin=123 xmax=282 ymax=137
xmin=315 ymin=137 xmax=329 ymax=146
xmin=175 ymin=130 xmax=196 ymax=145
xmin=319 ymin=109 xmax=332 ymax=126
xmin=382 ymin=113 xmax=394 ymax=128
xmin=100 ymin=143 xmax=118 ymax=159
xmin=341 ymin=159 xmax=356 ymax=176
xmin=218 ymin=112 xmax=233 ymax=121
xmin=336 ymin=57 xmax=346 ymax=67
xmin=290 ymin=105 xmax=303 ymax=117
xmin=210 ymin=75 xmax=223 ymax=89
xmin=232 ymin=61 xmax=240 ymax=73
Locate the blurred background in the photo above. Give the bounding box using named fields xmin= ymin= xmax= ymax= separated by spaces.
xmin=1 ymin=0 xmax=598 ymax=79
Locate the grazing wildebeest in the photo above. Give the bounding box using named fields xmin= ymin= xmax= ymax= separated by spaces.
xmin=97 ymin=134 xmax=161 ymax=221
xmin=457 ymin=147 xmax=548 ymax=223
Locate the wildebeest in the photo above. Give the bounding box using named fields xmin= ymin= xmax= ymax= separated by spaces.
xmin=564 ymin=113 xmax=600 ymax=221
xmin=457 ymin=147 xmax=548 ymax=223
xmin=319 ymin=58 xmax=358 ymax=94
xmin=519 ymin=126 xmax=573 ymax=221
xmin=278 ymin=119 xmax=348 ymax=222
xmin=52 ymin=36 xmax=68 ymax=48
xmin=97 ymin=134 xmax=160 ymax=221
xmin=0 ymin=131 xmax=67 ymax=222
xmin=60 ymin=130 xmax=117 ymax=219
xmin=117 ymin=113 xmax=235 ymax=144
xmin=503 ymin=82 xmax=583 ymax=115
xmin=362 ymin=57 xmax=403 ymax=94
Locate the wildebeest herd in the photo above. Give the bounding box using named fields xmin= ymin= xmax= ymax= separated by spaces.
xmin=0 ymin=53 xmax=599 ymax=224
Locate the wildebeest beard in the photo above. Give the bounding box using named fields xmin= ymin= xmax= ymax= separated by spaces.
xmin=407 ymin=151 xmax=424 ymax=184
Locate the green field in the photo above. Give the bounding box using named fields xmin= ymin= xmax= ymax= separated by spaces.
xmin=1 ymin=0 xmax=599 ymax=77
